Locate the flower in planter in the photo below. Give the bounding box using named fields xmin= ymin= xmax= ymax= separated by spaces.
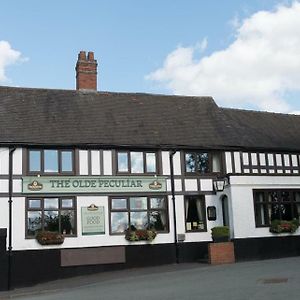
xmin=35 ymin=231 xmax=65 ymax=245
xmin=125 ymin=226 xmax=157 ymax=242
xmin=269 ymin=219 xmax=299 ymax=234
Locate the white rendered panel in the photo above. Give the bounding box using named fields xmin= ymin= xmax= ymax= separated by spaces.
xmin=13 ymin=148 xmax=22 ymax=175
xmin=79 ymin=150 xmax=89 ymax=175
xmin=268 ymin=154 xmax=274 ymax=166
xmin=276 ymin=154 xmax=282 ymax=166
xmin=184 ymin=179 xmax=198 ymax=192
xmin=225 ymin=152 xmax=232 ymax=173
xmin=0 ymin=180 xmax=8 ymax=193
xmin=242 ymin=153 xmax=249 ymax=165
xmin=251 ymin=153 xmax=257 ymax=165
xmin=103 ymin=151 xmax=112 ymax=175
xmin=259 ymin=153 xmax=266 ymax=166
xmin=91 ymin=150 xmax=101 ymax=175
xmin=13 ymin=179 xmax=22 ymax=193
xmin=234 ymin=152 xmax=241 ymax=173
xmin=161 ymin=151 xmax=170 ymax=175
xmin=0 ymin=148 xmax=9 ymax=175
xmin=283 ymin=154 xmax=290 ymax=167
xmin=173 ymin=152 xmax=181 ymax=175
xmin=200 ymin=179 xmax=213 ymax=192
xmin=291 ymin=155 xmax=298 ymax=167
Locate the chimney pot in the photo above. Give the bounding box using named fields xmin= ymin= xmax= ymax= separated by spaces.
xmin=87 ymin=51 xmax=94 ymax=61
xmin=75 ymin=50 xmax=98 ymax=91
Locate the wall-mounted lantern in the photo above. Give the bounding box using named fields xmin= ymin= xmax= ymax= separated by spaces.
xmin=213 ymin=177 xmax=227 ymax=192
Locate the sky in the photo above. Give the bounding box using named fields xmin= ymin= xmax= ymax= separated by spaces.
xmin=1 ymin=0 xmax=300 ymax=113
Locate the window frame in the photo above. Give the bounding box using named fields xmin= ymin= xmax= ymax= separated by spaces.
xmin=184 ymin=195 xmax=207 ymax=233
xmin=116 ymin=151 xmax=158 ymax=175
xmin=109 ymin=195 xmax=169 ymax=235
xmin=25 ymin=196 xmax=77 ymax=238
xmin=183 ymin=151 xmax=222 ymax=175
xmin=253 ymin=189 xmax=300 ymax=228
xmin=28 ymin=149 xmax=75 ymax=175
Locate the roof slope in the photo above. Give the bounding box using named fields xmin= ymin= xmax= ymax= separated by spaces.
xmin=221 ymin=108 xmax=300 ymax=151
xmin=1 ymin=86 xmax=300 ymax=151
xmin=0 ymin=86 xmax=234 ymax=149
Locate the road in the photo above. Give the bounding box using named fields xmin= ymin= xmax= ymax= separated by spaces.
xmin=1 ymin=257 xmax=300 ymax=300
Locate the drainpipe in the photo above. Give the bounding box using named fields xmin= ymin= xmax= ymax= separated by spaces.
xmin=7 ymin=147 xmax=16 ymax=290
xmin=169 ymin=150 xmax=179 ymax=263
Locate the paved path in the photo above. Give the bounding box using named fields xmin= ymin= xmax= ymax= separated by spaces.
xmin=1 ymin=257 xmax=300 ymax=300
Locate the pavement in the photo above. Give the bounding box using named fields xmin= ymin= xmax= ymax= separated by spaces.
xmin=1 ymin=257 xmax=300 ymax=299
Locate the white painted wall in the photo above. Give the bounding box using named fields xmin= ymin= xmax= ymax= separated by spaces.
xmin=79 ymin=150 xmax=89 ymax=175
xmin=161 ymin=151 xmax=170 ymax=175
xmin=0 ymin=148 xmax=9 ymax=175
xmin=103 ymin=151 xmax=112 ymax=175
xmin=229 ymin=175 xmax=300 ymax=239
xmin=91 ymin=150 xmax=101 ymax=175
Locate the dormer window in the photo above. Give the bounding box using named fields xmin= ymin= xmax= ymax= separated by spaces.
xmin=28 ymin=149 xmax=74 ymax=175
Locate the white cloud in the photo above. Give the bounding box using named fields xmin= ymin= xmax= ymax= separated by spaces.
xmin=146 ymin=2 xmax=300 ymax=113
xmin=0 ymin=41 xmax=24 ymax=83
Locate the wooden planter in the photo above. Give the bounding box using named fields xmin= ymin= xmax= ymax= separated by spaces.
xmin=208 ymin=241 xmax=235 ymax=265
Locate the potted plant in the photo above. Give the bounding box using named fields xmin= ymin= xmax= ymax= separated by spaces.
xmin=35 ymin=231 xmax=65 ymax=245
xmin=269 ymin=219 xmax=299 ymax=234
xmin=211 ymin=226 xmax=230 ymax=243
xmin=208 ymin=226 xmax=235 ymax=265
xmin=125 ymin=226 xmax=157 ymax=242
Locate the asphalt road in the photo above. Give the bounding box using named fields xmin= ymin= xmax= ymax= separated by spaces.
xmin=1 ymin=257 xmax=300 ymax=300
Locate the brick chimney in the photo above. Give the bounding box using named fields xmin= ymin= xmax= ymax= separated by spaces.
xmin=75 ymin=51 xmax=98 ymax=90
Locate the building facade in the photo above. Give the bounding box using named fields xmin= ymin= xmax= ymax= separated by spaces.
xmin=1 ymin=51 xmax=300 ymax=289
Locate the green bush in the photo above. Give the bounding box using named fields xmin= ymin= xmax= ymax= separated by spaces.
xmin=211 ymin=226 xmax=230 ymax=239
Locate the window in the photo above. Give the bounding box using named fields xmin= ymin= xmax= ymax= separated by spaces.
xmin=116 ymin=151 xmax=157 ymax=174
xmin=26 ymin=197 xmax=76 ymax=237
xmin=28 ymin=149 xmax=74 ymax=174
xmin=184 ymin=152 xmax=221 ymax=174
xmin=185 ymin=196 xmax=206 ymax=232
xmin=254 ymin=190 xmax=300 ymax=227
xmin=110 ymin=196 xmax=168 ymax=234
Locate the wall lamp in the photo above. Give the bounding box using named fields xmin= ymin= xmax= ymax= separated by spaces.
xmin=213 ymin=177 xmax=227 ymax=192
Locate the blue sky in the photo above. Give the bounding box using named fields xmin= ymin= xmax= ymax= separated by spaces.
xmin=1 ymin=0 xmax=300 ymax=113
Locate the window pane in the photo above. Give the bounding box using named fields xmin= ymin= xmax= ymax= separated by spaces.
xmin=44 ymin=198 xmax=59 ymax=209
xmin=44 ymin=150 xmax=58 ymax=173
xmin=196 ymin=153 xmax=209 ymax=173
xmin=111 ymin=212 xmax=128 ymax=233
xmin=149 ymin=211 xmax=167 ymax=231
xmin=130 ymin=152 xmax=143 ymax=173
xmin=27 ymin=211 xmax=42 ymax=235
xmin=61 ymin=210 xmax=75 ymax=234
xmin=29 ymin=151 xmax=41 ymax=172
xmin=44 ymin=211 xmax=59 ymax=232
xmin=185 ymin=153 xmax=196 ymax=172
xmin=212 ymin=153 xmax=221 ymax=173
xmin=61 ymin=199 xmax=74 ymax=208
xmin=118 ymin=152 xmax=128 ymax=172
xmin=130 ymin=211 xmax=148 ymax=229
xmin=61 ymin=151 xmax=73 ymax=172
xmin=150 ymin=197 xmax=165 ymax=209
xmin=111 ymin=198 xmax=127 ymax=210
xmin=185 ymin=197 xmax=205 ymax=231
xmin=130 ymin=197 xmax=147 ymax=210
xmin=28 ymin=199 xmax=41 ymax=209
xmin=146 ymin=153 xmax=156 ymax=173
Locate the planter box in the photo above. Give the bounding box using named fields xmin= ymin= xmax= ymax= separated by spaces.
xmin=208 ymin=242 xmax=235 ymax=265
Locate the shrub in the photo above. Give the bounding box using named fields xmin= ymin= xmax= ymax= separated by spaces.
xmin=270 ymin=219 xmax=299 ymax=234
xmin=211 ymin=226 xmax=230 ymax=242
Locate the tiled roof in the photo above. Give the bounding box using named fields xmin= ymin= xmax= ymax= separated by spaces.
xmin=0 ymin=86 xmax=300 ymax=151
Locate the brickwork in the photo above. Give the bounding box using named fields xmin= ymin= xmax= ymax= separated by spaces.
xmin=75 ymin=51 xmax=98 ymax=90
xmin=208 ymin=242 xmax=235 ymax=265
